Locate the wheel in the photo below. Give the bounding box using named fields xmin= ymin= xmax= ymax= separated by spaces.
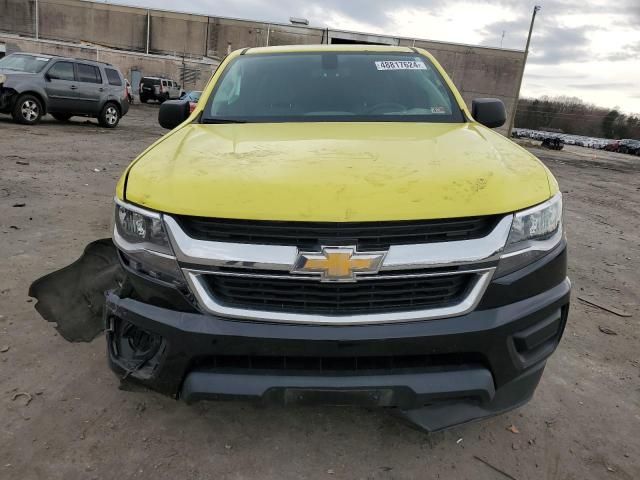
xmin=140 ymin=95 xmax=148 ymax=104
xmin=98 ymin=102 xmax=120 ymax=128
xmin=12 ymin=94 xmax=43 ymax=125
xmin=51 ymin=113 xmax=73 ymax=122
xmin=158 ymin=93 xmax=169 ymax=104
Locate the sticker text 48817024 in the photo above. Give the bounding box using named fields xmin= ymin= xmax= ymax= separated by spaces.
xmin=375 ymin=60 xmax=428 ymax=71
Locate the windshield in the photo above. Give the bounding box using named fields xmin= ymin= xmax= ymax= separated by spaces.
xmin=0 ymin=54 xmax=51 ymax=73
xmin=202 ymin=52 xmax=464 ymax=123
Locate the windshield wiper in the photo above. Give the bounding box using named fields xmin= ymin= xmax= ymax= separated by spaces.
xmin=202 ymin=118 xmax=247 ymax=124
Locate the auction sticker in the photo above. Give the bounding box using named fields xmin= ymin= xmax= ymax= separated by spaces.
xmin=375 ymin=60 xmax=428 ymax=71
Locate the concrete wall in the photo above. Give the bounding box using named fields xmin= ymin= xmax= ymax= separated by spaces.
xmin=0 ymin=34 xmax=219 ymax=91
xmin=149 ymin=10 xmax=208 ymax=57
xmin=206 ymin=18 xmax=325 ymax=57
xmin=39 ymin=0 xmax=148 ymax=52
xmin=266 ymin=23 xmax=325 ymax=47
xmin=0 ymin=0 xmax=36 ymax=36
xmin=0 ymin=0 xmax=525 ymax=132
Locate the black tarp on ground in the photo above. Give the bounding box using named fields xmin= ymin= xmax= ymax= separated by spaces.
xmin=29 ymin=239 xmax=124 ymax=342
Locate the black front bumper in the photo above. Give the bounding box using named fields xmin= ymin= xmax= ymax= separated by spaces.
xmin=104 ymin=244 xmax=570 ymax=432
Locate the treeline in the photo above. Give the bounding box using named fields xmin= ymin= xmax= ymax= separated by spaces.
xmin=514 ymin=96 xmax=640 ymax=139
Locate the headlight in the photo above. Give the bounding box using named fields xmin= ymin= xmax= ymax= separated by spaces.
xmin=496 ymin=193 xmax=564 ymax=277
xmin=113 ymin=199 xmax=184 ymax=285
xmin=0 ymin=74 xmax=6 ymax=85
xmin=115 ymin=200 xmax=171 ymax=254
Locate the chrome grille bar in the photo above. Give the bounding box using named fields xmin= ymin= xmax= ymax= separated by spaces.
xmin=160 ymin=213 xmax=512 ymax=324
xmin=163 ymin=215 xmax=513 ymax=271
xmin=184 ymin=269 xmax=495 ymax=325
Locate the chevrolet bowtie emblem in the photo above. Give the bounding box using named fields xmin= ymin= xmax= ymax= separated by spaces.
xmin=292 ymin=246 xmax=387 ymax=282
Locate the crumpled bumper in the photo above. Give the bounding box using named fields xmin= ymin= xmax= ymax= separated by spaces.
xmin=104 ymin=271 xmax=570 ymax=432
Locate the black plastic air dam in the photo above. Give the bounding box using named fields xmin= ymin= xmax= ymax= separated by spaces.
xmin=180 ymin=366 xmax=496 ymax=408
xmin=394 ymin=361 xmax=546 ymax=432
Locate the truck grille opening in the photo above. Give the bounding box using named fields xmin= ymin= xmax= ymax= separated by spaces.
xmin=173 ymin=216 xmax=500 ymax=251
xmin=202 ymin=273 xmax=473 ymax=314
xmin=191 ymin=352 xmax=487 ymax=374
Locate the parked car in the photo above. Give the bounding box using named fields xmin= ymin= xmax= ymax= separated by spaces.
xmin=619 ymin=139 xmax=640 ymax=156
xmin=180 ymin=90 xmax=202 ymax=112
xmin=32 ymin=46 xmax=569 ymax=432
xmin=0 ymin=52 xmax=129 ymax=127
xmin=604 ymin=141 xmax=620 ymax=152
xmin=542 ymin=137 xmax=564 ymax=150
xmin=513 ymin=129 xmax=638 ymax=154
xmin=139 ymin=76 xmax=181 ymax=103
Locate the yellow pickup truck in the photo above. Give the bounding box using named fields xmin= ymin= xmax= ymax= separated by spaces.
xmin=104 ymin=45 xmax=569 ymax=431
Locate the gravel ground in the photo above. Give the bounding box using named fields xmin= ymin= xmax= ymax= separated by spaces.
xmin=1 ymin=105 xmax=639 ymax=479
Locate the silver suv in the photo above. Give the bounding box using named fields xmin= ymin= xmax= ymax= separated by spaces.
xmin=139 ymin=76 xmax=182 ymax=103
xmin=0 ymin=53 xmax=129 ymax=128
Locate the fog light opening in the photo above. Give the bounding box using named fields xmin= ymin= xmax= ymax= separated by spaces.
xmin=123 ymin=322 xmax=158 ymax=358
xmin=111 ymin=318 xmax=164 ymax=379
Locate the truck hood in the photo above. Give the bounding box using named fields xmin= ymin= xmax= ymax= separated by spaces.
xmin=124 ymin=122 xmax=553 ymax=221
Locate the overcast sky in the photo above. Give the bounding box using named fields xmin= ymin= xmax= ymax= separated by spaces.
xmin=111 ymin=0 xmax=640 ymax=114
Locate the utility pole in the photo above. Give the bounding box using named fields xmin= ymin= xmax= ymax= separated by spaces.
xmin=34 ymin=0 xmax=39 ymax=40
xmin=508 ymin=5 xmax=541 ymax=134
xmin=146 ymin=9 xmax=150 ymax=54
xmin=500 ymin=30 xmax=505 ymax=48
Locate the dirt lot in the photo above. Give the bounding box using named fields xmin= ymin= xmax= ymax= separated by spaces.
xmin=1 ymin=105 xmax=639 ymax=480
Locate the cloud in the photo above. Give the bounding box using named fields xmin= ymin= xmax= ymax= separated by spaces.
xmin=526 ymin=73 xmax=584 ymax=80
xmin=478 ymin=18 xmax=528 ymax=49
xmin=384 ymin=3 xmax=519 ymax=46
xmin=528 ymin=23 xmax=592 ymax=65
xmin=567 ymin=82 xmax=637 ymax=90
xmin=599 ymin=41 xmax=640 ymax=62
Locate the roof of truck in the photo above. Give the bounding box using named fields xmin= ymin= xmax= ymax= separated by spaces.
xmin=242 ymin=45 xmax=418 ymax=55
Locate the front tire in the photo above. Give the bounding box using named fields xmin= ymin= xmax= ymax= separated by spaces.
xmin=12 ymin=94 xmax=43 ymax=125
xmin=98 ymin=102 xmax=120 ymax=128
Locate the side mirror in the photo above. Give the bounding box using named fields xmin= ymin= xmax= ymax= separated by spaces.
xmin=44 ymin=73 xmax=51 ymax=82
xmin=471 ymin=98 xmax=506 ymax=129
xmin=158 ymin=100 xmax=191 ymax=129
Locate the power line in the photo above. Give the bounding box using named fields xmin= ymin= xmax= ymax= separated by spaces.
xmin=517 ymin=109 xmax=638 ymax=118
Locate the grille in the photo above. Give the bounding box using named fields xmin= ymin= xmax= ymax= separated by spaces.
xmin=202 ymin=273 xmax=472 ymax=314
xmin=174 ymin=216 xmax=500 ymax=251
xmin=191 ymin=352 xmax=485 ymax=373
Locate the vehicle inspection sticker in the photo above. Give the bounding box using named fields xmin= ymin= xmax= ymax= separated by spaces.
xmin=375 ymin=60 xmax=428 ymax=71
xmin=430 ymin=106 xmax=447 ymax=114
